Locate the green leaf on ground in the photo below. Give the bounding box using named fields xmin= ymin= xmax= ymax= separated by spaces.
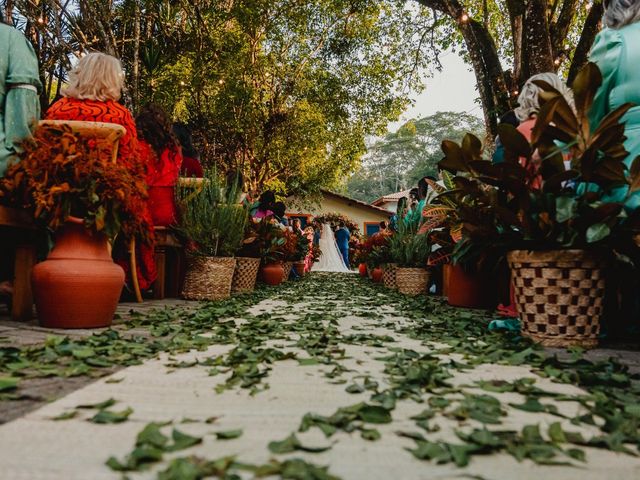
xmin=215 ymin=429 xmax=243 ymax=440
xmin=90 ymin=407 xmax=133 ymax=424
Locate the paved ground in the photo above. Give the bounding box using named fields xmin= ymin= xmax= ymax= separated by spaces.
xmin=1 ymin=275 xmax=639 ymax=479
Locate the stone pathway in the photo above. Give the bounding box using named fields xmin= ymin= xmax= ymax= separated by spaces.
xmin=0 ymin=274 xmax=639 ymax=479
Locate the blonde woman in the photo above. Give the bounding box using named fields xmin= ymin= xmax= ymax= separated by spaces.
xmin=45 ymin=52 xmax=139 ymax=169
xmin=46 ymin=52 xmax=157 ymax=293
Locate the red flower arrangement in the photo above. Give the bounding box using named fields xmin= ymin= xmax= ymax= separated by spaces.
xmin=0 ymin=124 xmax=151 ymax=243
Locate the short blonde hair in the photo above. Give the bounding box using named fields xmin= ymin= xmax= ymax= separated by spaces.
xmin=63 ymin=52 xmax=124 ymax=102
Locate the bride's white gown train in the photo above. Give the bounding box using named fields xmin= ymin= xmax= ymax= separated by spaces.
xmin=311 ymin=223 xmax=352 ymax=273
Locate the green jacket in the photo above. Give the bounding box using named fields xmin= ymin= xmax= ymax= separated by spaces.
xmin=0 ymin=23 xmax=41 ymax=177
xmin=588 ymin=23 xmax=640 ymax=210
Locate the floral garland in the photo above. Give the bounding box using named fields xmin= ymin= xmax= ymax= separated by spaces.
xmin=313 ymin=212 xmax=360 ymax=233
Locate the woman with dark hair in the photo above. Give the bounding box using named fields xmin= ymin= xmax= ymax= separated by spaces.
xmin=136 ymin=104 xmax=183 ymax=227
xmin=253 ymin=190 xmax=275 ymax=219
xmin=172 ymin=123 xmax=203 ymax=178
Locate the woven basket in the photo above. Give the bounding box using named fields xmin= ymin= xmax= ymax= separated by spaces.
xmin=231 ymin=257 xmax=261 ymax=293
xmin=507 ymin=250 xmax=607 ymax=348
xmin=283 ymin=262 xmax=293 ymax=281
xmin=382 ymin=264 xmax=398 ymax=290
xmin=182 ymin=256 xmax=236 ymax=301
xmin=396 ymin=267 xmax=430 ymax=295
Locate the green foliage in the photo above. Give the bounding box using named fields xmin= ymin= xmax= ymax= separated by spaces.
xmin=347 ymin=112 xmax=485 ymax=202
xmin=175 ymin=170 xmax=248 ymax=257
xmin=436 ymin=63 xmax=637 ymax=266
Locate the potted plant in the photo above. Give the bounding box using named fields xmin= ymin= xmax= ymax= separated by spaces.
xmin=281 ymin=229 xmax=299 ymax=281
xmin=390 ymin=223 xmax=432 ymax=295
xmin=232 ymin=218 xmax=264 ymax=293
xmin=292 ymin=230 xmax=310 ymax=276
xmin=257 ymin=219 xmax=287 ymax=285
xmin=438 ymin=63 xmax=636 ymax=348
xmin=0 ymin=124 xmax=149 ymax=328
xmin=419 ymin=172 xmax=499 ymax=308
xmin=176 ymin=170 xmax=247 ymax=300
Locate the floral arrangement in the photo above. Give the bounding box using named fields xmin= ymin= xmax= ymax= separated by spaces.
xmin=0 ymin=124 xmax=150 ymax=242
xmin=314 ymin=212 xmax=360 ymax=234
xmin=353 ymin=232 xmax=391 ymax=268
xmin=282 ymin=228 xmax=300 ymax=261
xmin=238 ymin=216 xmax=287 ymax=263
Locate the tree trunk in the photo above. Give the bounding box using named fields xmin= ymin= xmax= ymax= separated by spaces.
xmin=522 ymin=0 xmax=555 ymax=79
xmin=567 ymin=2 xmax=604 ymax=86
xmin=132 ymin=0 xmax=141 ymax=110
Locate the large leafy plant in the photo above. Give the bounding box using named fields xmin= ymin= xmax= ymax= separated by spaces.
xmin=438 ymin=63 xmax=636 ymax=254
xmin=390 ymin=220 xmax=431 ymax=268
xmin=0 ymin=124 xmax=150 ymax=242
xmin=175 ymin=170 xmax=247 ymax=257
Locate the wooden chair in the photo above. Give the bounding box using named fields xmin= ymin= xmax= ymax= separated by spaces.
xmin=152 ymin=226 xmax=184 ymax=299
xmin=38 ymin=121 xmax=143 ymax=303
xmin=0 ymin=206 xmax=36 ymax=321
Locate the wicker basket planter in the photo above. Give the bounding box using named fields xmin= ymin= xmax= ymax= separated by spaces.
xmin=507 ymin=250 xmax=607 ymax=348
xmin=182 ymin=256 xmax=237 ymax=301
xmin=231 ymin=257 xmax=261 ymax=294
xmin=396 ymin=267 xmax=430 ymax=295
xmin=382 ymin=263 xmax=398 ymax=290
xmin=283 ymin=261 xmax=294 ymax=281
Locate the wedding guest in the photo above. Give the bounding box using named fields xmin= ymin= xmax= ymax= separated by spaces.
xmin=589 ymin=0 xmax=640 ymax=210
xmin=46 ymin=53 xmax=140 ymax=170
xmin=172 ymin=123 xmax=203 ymax=178
xmin=335 ymin=221 xmax=351 ymax=267
xmin=0 ymin=17 xmax=42 ymax=302
xmin=514 ymin=72 xmax=575 ymax=189
xmin=292 ymin=219 xmax=304 ymax=235
xmin=273 ymin=201 xmax=289 ymax=226
xmin=136 ymin=104 xmax=183 ymax=227
xmin=46 ymin=52 xmax=156 ymax=292
xmin=253 ymin=191 xmax=275 ymax=219
xmin=492 ymin=110 xmax=520 ymax=164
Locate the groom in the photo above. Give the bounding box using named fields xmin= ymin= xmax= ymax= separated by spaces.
xmin=334 ymin=222 xmax=351 ymax=268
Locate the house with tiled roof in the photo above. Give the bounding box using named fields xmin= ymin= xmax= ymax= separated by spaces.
xmin=286 ymin=189 xmax=392 ymax=236
xmin=371 ymin=189 xmax=411 ymax=212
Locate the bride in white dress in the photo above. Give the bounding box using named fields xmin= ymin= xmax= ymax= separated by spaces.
xmin=312 ymin=223 xmax=352 ymax=273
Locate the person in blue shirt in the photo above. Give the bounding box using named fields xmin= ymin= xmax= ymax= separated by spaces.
xmin=334 ymin=221 xmax=351 ymax=268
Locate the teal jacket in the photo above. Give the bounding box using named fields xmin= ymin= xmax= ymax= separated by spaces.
xmin=0 ymin=23 xmax=41 ymax=177
xmin=588 ymin=23 xmax=640 ymax=211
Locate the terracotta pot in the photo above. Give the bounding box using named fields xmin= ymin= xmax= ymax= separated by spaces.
xmin=371 ymin=267 xmax=384 ymax=283
xmin=293 ymin=261 xmax=306 ymax=277
xmin=445 ymin=264 xmax=497 ymax=309
xmin=262 ymin=263 xmax=285 ymax=286
xmin=32 ymin=219 xmax=124 ymax=329
xmin=358 ymin=263 xmax=368 ymax=277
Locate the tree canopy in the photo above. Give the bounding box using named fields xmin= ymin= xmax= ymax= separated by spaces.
xmin=3 ymin=0 xmax=437 ymax=196
xmin=410 ymin=0 xmax=603 ymax=135
xmin=347 ymin=111 xmax=484 ymax=203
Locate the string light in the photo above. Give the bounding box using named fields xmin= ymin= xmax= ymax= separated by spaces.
xmin=218 ymin=79 xmax=225 ymax=85
xmin=585 ymin=2 xmax=593 ymax=11
xmin=512 ymin=90 xmax=519 ymax=97
xmin=179 ymin=81 xmax=186 ymax=86
xmin=554 ymin=58 xmax=562 ymax=66
xmin=460 ymin=12 xmax=470 ymax=23
xmin=37 ymin=17 xmax=45 ymax=24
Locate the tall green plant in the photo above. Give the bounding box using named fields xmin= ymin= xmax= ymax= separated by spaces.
xmin=175 ymin=170 xmax=247 ymax=257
